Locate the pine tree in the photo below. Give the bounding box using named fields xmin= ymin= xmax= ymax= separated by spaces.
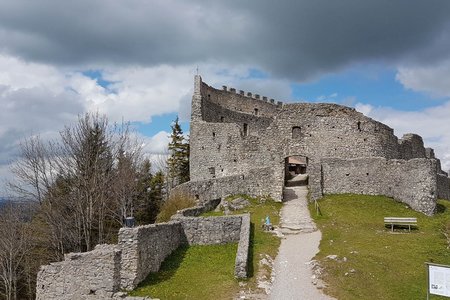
xmin=167 ymin=117 xmax=189 ymax=190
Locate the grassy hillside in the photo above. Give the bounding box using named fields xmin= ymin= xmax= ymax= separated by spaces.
xmin=311 ymin=194 xmax=450 ymax=300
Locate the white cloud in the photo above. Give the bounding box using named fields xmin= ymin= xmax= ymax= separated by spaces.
xmin=316 ymin=93 xmax=338 ymax=102
xmin=141 ymin=131 xmax=170 ymax=154
xmin=0 ymin=53 xmax=295 ymax=195
xmin=356 ymin=101 xmax=450 ymax=172
xmin=396 ymin=59 xmax=450 ymax=98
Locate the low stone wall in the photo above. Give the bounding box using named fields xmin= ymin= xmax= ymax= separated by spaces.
xmin=175 ymin=215 xmax=242 ymax=245
xmin=171 ymin=166 xmax=280 ymax=204
xmin=321 ymin=157 xmax=437 ymax=215
xmin=234 ymin=214 xmax=251 ymax=278
xmin=36 ymin=244 xmax=122 ymax=300
xmin=36 ymin=206 xmax=251 ymax=298
xmin=175 ymin=198 xmax=221 ymax=217
xmin=118 ymin=221 xmax=185 ymax=290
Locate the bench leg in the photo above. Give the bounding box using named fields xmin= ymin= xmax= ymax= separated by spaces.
xmin=391 ymin=224 xmax=393 ymax=232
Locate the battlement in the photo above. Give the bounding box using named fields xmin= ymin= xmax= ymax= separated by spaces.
xmin=221 ymin=85 xmax=283 ymax=107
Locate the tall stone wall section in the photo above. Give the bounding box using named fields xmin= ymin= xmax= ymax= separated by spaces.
xmin=437 ymin=173 xmax=450 ymax=200
xmin=321 ymin=157 xmax=437 ymax=215
xmin=36 ymin=245 xmax=122 ymax=300
xmin=118 ymin=222 xmax=186 ymax=290
xmin=399 ymin=134 xmax=426 ymax=159
xmin=189 ymin=76 xmax=450 ymax=211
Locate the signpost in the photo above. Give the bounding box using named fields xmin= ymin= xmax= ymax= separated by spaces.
xmin=427 ymin=263 xmax=450 ymax=299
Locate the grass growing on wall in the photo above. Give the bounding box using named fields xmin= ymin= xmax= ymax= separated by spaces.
xmin=130 ymin=243 xmax=239 ymax=300
xmin=130 ymin=195 xmax=282 ymax=299
xmin=310 ymin=194 xmax=450 ymax=300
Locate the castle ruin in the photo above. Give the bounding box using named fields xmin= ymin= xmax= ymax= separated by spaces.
xmin=176 ymin=75 xmax=450 ymax=215
xmin=35 ymin=75 xmax=450 ymax=299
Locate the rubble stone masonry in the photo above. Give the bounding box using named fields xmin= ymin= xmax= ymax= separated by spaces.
xmin=188 ymin=75 xmax=450 ymax=215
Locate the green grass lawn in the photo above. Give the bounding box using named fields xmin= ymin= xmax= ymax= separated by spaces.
xmin=310 ymin=194 xmax=450 ymax=300
xmin=130 ymin=243 xmax=239 ymax=300
xmin=130 ymin=195 xmax=282 ymax=299
xmin=202 ymin=195 xmax=283 ymax=281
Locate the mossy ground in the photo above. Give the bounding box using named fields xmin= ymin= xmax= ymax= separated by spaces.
xmin=130 ymin=195 xmax=282 ymax=299
xmin=310 ymin=194 xmax=450 ymax=300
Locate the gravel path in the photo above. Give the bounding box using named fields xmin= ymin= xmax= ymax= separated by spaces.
xmin=269 ymin=186 xmax=334 ymax=300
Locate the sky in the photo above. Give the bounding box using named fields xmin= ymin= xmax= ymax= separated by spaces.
xmin=1 ymin=0 xmax=450 ymax=194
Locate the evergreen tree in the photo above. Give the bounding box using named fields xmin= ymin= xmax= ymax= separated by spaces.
xmin=133 ymin=159 xmax=164 ymax=224
xmin=167 ymin=117 xmax=189 ymax=190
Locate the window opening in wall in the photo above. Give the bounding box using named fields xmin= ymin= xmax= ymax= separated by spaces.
xmin=243 ymin=123 xmax=248 ymax=136
xmin=254 ymin=108 xmax=259 ymax=116
xmin=357 ymin=121 xmax=361 ymax=131
xmin=220 ymin=116 xmax=224 ymax=122
xmin=212 ymin=132 xmax=216 ymax=138
xmin=292 ymin=126 xmax=302 ymax=139
xmin=208 ymin=94 xmax=211 ymax=100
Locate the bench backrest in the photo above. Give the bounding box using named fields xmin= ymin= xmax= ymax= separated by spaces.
xmin=384 ymin=217 xmax=417 ymax=223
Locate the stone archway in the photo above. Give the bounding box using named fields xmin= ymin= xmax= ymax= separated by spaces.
xmin=284 ymin=155 xmax=309 ymax=187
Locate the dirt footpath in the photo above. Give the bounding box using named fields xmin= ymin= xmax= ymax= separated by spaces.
xmin=269 ymin=186 xmax=334 ymax=300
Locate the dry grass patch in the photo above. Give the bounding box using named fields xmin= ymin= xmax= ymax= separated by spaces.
xmin=156 ymin=191 xmax=196 ymax=223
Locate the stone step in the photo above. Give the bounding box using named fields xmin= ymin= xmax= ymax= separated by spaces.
xmin=280 ymin=227 xmax=316 ymax=235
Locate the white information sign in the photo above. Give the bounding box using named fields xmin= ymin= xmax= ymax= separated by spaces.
xmin=429 ymin=264 xmax=450 ymax=297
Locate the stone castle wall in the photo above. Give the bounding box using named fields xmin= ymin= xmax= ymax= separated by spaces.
xmin=321 ymin=157 xmax=437 ymax=215
xmin=437 ymin=173 xmax=450 ymax=200
xmin=189 ymin=75 xmax=450 ymax=214
xmin=234 ymin=214 xmax=251 ymax=279
xmin=118 ymin=221 xmax=186 ymax=290
xmin=399 ymin=134 xmax=426 ymax=159
xmin=176 ymin=216 xmax=242 ymax=245
xmin=36 ymin=245 xmax=122 ymax=300
xmin=36 ymin=206 xmax=251 ymax=299
xmin=173 ymin=166 xmax=280 ymax=203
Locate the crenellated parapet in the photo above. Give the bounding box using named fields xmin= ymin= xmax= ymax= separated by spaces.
xmin=221 ymin=85 xmax=283 ymax=107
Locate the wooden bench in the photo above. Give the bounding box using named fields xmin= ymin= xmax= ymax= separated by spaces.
xmin=384 ymin=217 xmax=417 ymax=232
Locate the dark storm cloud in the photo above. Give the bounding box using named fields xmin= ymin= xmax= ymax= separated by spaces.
xmin=0 ymin=0 xmax=449 ymax=80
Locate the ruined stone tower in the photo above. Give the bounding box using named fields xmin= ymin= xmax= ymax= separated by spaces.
xmin=175 ymin=75 xmax=450 ymax=215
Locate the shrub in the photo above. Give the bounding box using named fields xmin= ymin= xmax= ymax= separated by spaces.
xmin=156 ymin=191 xmax=196 ymax=223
